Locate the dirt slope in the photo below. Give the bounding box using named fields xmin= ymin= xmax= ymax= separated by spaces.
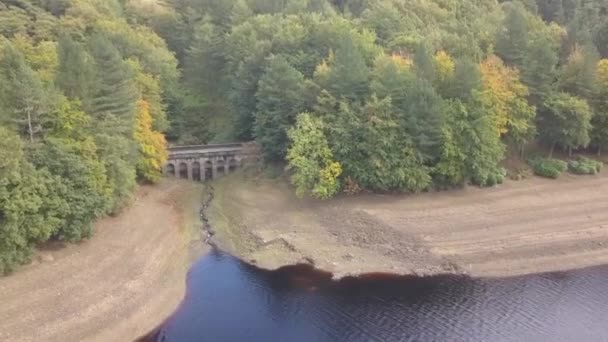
xmin=2 ymin=172 xmax=607 ymax=341
xmin=210 ymin=172 xmax=608 ymax=278
xmin=0 ymin=180 xmax=204 ymax=342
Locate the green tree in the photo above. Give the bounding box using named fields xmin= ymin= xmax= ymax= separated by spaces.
xmin=254 ymin=56 xmax=307 ymax=160
xmin=536 ymin=0 xmax=566 ymax=23
xmin=496 ymin=2 xmax=530 ymax=67
xmin=435 ymin=96 xmax=506 ymax=187
xmin=595 ymin=21 xmax=608 ymax=58
xmin=0 ymin=128 xmax=63 ymax=274
xmin=444 ymin=57 xmax=482 ymax=101
xmin=224 ymin=17 xmax=275 ymax=139
xmin=87 ymin=33 xmax=138 ymax=134
xmin=538 ymin=92 xmax=593 ymax=156
xmin=321 ymin=96 xmax=432 ymax=193
xmin=0 ymin=0 xmax=183 ymax=275
xmin=11 ymin=35 xmax=58 ymax=84
xmin=183 ymin=20 xmax=226 ymax=96
xmin=287 ymin=113 xmax=342 ymax=199
xmin=94 ymin=130 xmax=137 ymax=214
xmin=55 ymin=34 xmax=96 ymax=102
xmin=86 ymin=34 xmax=139 ymax=211
xmin=413 ymin=43 xmax=435 ymax=82
xmin=399 ymin=78 xmax=444 ymax=163
xmin=353 ymin=96 xmax=431 ymax=192
xmin=0 ymin=42 xmax=50 ymax=143
xmin=29 ymin=137 xmax=108 ymax=241
xmin=370 ymin=54 xmax=443 ymax=162
xmin=522 ymin=34 xmax=559 ymax=101
xmin=370 ymin=54 xmax=413 ymax=101
xmin=323 ymin=34 xmax=370 ymax=103
xmin=559 ymin=44 xmax=600 ymax=100
xmin=591 ymin=59 xmax=608 ymax=154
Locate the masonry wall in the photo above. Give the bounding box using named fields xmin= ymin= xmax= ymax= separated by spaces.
xmin=165 ymin=155 xmax=243 ymax=181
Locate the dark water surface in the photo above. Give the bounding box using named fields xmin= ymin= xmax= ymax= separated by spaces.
xmin=139 ymin=250 xmax=608 ymax=342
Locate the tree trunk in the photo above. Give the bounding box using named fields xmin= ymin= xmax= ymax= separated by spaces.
xmin=520 ymin=144 xmax=525 ymax=160
xmin=549 ymin=142 xmax=556 ymax=158
xmin=598 ymin=146 xmax=602 ymax=157
xmin=568 ymin=146 xmax=572 ymax=157
xmin=27 ymin=107 xmax=34 ymax=143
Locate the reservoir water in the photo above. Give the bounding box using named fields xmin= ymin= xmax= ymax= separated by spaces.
xmin=138 ymin=249 xmax=608 ymax=342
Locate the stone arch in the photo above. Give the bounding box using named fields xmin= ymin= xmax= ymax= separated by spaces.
xmin=216 ymin=159 xmax=226 ymax=177
xmin=204 ymin=160 xmax=213 ymax=180
xmin=192 ymin=161 xmax=201 ymax=181
xmin=166 ymin=163 xmax=176 ymax=177
xmin=228 ymin=158 xmax=239 ymax=172
xmin=178 ymin=162 xmax=188 ymax=179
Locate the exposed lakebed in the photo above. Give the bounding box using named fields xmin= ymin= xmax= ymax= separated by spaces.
xmin=138 ymin=249 xmax=608 ymax=342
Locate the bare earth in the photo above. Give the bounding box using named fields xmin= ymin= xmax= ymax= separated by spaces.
xmin=0 ymin=180 xmax=205 ymax=342
xmin=2 ymin=172 xmax=608 ymax=341
xmin=210 ymin=171 xmax=608 ymax=278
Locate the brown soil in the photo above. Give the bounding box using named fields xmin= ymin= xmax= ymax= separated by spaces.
xmin=210 ymin=171 xmax=608 ymax=278
xmin=0 ymin=180 xmax=205 ymax=342
xmin=2 ymin=170 xmax=608 ymax=341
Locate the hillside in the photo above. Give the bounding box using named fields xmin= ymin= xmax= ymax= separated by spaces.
xmin=142 ymin=0 xmax=608 ymax=199
xmin=2 ymin=0 xmax=608 ymax=272
xmin=0 ymin=0 xmax=177 ymax=273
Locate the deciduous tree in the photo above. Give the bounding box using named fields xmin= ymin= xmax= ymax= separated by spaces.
xmin=496 ymin=2 xmax=529 ymax=67
xmin=538 ymin=92 xmax=593 ymax=156
xmin=479 ymin=55 xmax=536 ymax=154
xmin=0 ymin=42 xmax=50 ymax=143
xmin=134 ymin=100 xmax=168 ymax=183
xmin=287 ymin=113 xmax=342 ymax=199
xmin=591 ymin=59 xmax=608 ymax=154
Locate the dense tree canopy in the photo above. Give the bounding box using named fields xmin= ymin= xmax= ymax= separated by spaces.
xmin=2 ymin=0 xmax=608 ymax=271
xmin=148 ymin=0 xmax=606 ymax=198
xmin=0 ymin=0 xmax=173 ymax=273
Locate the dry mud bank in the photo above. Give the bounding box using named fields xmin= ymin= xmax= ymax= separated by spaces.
xmin=208 ymin=171 xmax=608 ymax=278
xmin=0 ymin=180 xmax=205 ymax=342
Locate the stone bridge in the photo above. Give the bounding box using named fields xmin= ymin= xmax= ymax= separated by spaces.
xmin=164 ymin=143 xmax=256 ymax=181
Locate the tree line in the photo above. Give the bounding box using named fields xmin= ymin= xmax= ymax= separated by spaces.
xmin=0 ymin=0 xmax=177 ymax=274
xmin=145 ymin=0 xmax=607 ymax=198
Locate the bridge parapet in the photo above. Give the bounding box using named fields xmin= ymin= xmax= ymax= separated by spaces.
xmin=165 ymin=142 xmax=258 ymax=181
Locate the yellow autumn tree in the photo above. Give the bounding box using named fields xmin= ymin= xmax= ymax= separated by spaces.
xmin=433 ymin=51 xmax=455 ymax=95
xmin=479 ymin=55 xmax=536 ymax=154
xmin=434 ymin=50 xmax=455 ymax=81
xmin=134 ymin=100 xmax=168 ymax=183
xmin=12 ymin=35 xmax=58 ymax=84
xmin=312 ymin=49 xmax=334 ymax=87
xmin=389 ymin=53 xmax=413 ymax=69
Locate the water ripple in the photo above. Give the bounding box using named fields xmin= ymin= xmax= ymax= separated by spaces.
xmin=138 ymin=250 xmax=608 ymax=342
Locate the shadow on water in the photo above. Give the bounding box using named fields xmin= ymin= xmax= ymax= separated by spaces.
xmin=136 ymin=249 xmax=608 ymax=342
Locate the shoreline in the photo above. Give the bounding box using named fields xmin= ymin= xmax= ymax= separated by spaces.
xmin=206 ymin=170 xmax=608 ymax=278
xmin=0 ymin=180 xmax=205 ymax=342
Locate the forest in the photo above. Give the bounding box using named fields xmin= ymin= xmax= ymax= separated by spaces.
xmin=0 ymin=0 xmax=607 ymax=273
xmin=0 ymin=0 xmax=175 ymax=273
xmin=150 ymin=0 xmax=607 ymax=198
